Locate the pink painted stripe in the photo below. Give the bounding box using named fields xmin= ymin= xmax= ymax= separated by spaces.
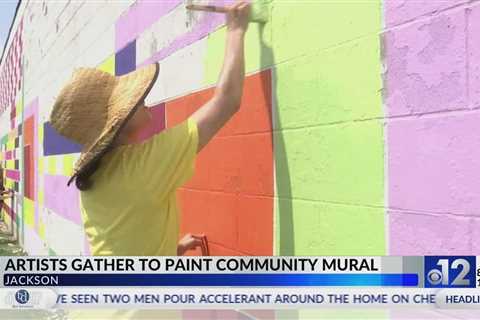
xmin=139 ymin=0 xmax=236 ymax=67
xmin=24 ymin=97 xmax=38 ymax=119
xmin=132 ymin=103 xmax=165 ymax=143
xmin=33 ymin=100 xmax=39 ymax=229
xmin=6 ymin=169 xmax=20 ymax=181
xmin=5 ymin=150 xmax=12 ymax=160
xmin=44 ymin=174 xmax=82 ymax=225
xmin=115 ymin=0 xmax=181 ymax=51
xmin=23 ymin=97 xmax=40 ymax=229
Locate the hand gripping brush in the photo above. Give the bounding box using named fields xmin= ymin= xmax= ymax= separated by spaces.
xmin=186 ymin=0 xmax=269 ymax=23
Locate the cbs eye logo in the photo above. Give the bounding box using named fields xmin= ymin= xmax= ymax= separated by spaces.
xmin=427 ymin=268 xmax=443 ymax=285
xmin=425 ymin=256 xmax=475 ymax=288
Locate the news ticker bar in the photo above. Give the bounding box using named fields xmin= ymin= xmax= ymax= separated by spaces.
xmin=1 ymin=256 xmax=480 ymax=288
xmin=2 ymin=288 xmax=480 ymax=310
xmin=2 ymin=273 xmax=418 ymax=287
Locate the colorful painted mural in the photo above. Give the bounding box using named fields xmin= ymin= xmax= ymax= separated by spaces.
xmin=0 ymin=0 xmax=478 ymax=260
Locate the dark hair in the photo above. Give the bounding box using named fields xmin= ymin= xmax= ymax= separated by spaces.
xmin=75 ymin=157 xmax=102 ymax=191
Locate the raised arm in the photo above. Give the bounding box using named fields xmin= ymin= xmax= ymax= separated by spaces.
xmin=191 ymin=1 xmax=250 ymax=152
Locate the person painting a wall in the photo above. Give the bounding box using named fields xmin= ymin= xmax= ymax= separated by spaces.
xmin=49 ymin=1 xmax=252 ymax=256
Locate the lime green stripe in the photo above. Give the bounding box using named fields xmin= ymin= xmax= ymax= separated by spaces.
xmin=23 ymin=197 xmax=35 ymax=228
xmin=271 ymin=1 xmax=385 ymax=255
xmin=98 ymin=55 xmax=115 ymax=75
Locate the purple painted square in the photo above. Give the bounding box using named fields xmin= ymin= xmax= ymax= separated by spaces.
xmin=44 ymin=174 xmax=82 ymax=225
xmin=115 ymin=0 xmax=181 ymax=52
xmin=388 ymin=112 xmax=480 ymax=215
xmin=44 ymin=122 xmax=82 ymax=156
xmin=385 ymin=0 xmax=468 ymax=27
xmin=115 ymin=40 xmax=136 ymax=76
xmin=133 ymin=103 xmax=165 ymax=143
xmin=384 ymin=9 xmax=467 ymax=117
xmin=389 ymin=211 xmax=472 ymax=255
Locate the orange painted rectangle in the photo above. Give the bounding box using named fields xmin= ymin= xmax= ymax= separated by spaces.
xmin=168 ymin=70 xmax=274 ymax=256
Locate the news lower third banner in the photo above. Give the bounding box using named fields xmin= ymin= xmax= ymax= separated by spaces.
xmin=0 ymin=256 xmax=479 ymax=309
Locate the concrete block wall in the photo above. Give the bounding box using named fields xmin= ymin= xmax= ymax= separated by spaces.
xmin=0 ymin=0 xmax=478 ymax=258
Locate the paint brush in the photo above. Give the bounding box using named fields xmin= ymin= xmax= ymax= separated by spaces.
xmin=186 ymin=1 xmax=269 ymax=23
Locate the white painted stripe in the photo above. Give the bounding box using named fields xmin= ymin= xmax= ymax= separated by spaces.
xmin=24 ymin=223 xmax=48 ymax=255
xmin=44 ymin=207 xmax=85 ymax=255
xmin=135 ymin=4 xmax=205 ymax=67
xmin=145 ymin=38 xmax=208 ymax=105
xmin=83 ymin=24 xmax=116 ymax=69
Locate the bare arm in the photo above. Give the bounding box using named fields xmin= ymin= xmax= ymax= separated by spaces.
xmin=191 ymin=1 xmax=250 ymax=152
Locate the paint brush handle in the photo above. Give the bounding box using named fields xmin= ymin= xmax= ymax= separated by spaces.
xmin=186 ymin=4 xmax=229 ymax=14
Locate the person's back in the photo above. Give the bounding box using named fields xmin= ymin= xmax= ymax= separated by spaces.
xmin=49 ymin=0 xmax=251 ymax=259
xmin=81 ymin=120 xmax=198 ymax=256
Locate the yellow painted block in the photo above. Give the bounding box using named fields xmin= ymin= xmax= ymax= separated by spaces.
xmin=63 ymin=154 xmax=74 ymax=176
xmin=38 ymin=190 xmax=44 ymax=206
xmin=48 ymin=156 xmax=56 ymax=175
xmin=98 ymin=55 xmax=115 ymax=75
xmin=38 ymin=157 xmax=44 ymax=174
xmin=38 ymin=216 xmax=46 ymax=240
xmin=24 ymin=197 xmax=35 ymax=228
xmin=17 ymin=97 xmax=23 ymax=115
xmin=39 ymin=123 xmax=44 ymax=143
xmin=6 ymin=159 xmax=13 ymax=170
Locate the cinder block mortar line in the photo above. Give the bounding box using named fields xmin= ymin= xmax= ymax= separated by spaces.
xmin=183 ymin=187 xmax=383 ymax=215
xmin=160 ymin=106 xmax=480 ymax=142
xmin=206 ymin=240 xmax=253 ymax=256
xmin=253 ymin=106 xmax=480 ymax=135
xmin=386 ymin=207 xmax=478 ymax=219
xmin=183 ymin=187 xmax=480 ymax=220
xmin=279 ymin=197 xmax=478 ymax=220
xmin=180 ymin=187 xmax=274 ymax=199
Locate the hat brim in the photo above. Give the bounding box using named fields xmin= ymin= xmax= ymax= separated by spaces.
xmin=67 ymin=62 xmax=160 ymax=186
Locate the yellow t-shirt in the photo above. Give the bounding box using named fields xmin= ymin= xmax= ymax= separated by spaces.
xmin=80 ymin=118 xmax=198 ymax=256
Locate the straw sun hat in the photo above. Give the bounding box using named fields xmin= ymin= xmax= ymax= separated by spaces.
xmin=49 ymin=62 xmax=159 ymax=186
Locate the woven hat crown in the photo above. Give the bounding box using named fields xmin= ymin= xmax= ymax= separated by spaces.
xmin=50 ymin=68 xmax=117 ymax=147
xmin=48 ymin=63 xmax=159 ymax=185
